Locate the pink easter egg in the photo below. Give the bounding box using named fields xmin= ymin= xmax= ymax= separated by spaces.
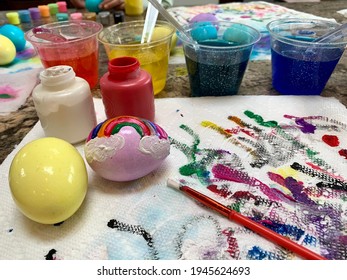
xmin=84 ymin=116 xmax=170 ymax=182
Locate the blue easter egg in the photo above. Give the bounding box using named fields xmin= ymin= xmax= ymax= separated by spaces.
xmin=85 ymin=0 xmax=102 ymax=13
xmin=191 ymin=22 xmax=218 ymax=42
xmin=0 ymin=24 xmax=26 ymax=52
xmin=223 ymin=24 xmax=251 ymax=44
xmin=190 ymin=13 xmax=218 ymax=23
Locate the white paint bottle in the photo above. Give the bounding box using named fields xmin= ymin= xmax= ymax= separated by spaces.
xmin=32 ymin=65 xmax=97 ymax=144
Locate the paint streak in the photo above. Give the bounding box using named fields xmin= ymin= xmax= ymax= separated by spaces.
xmin=0 ymin=85 xmax=18 ymax=101
xmin=284 ymin=176 xmax=316 ymax=206
xmin=247 ymin=246 xmax=281 ymax=260
xmin=107 ymin=219 xmax=159 ymax=260
xmin=0 ymin=93 xmax=14 ymax=99
xmin=170 ymin=124 xmax=230 ymax=184
xmin=222 ymin=228 xmax=240 ymax=259
xmin=212 ymin=163 xmax=281 ymax=201
xmin=284 ymin=114 xmax=316 ymax=134
xmin=322 ymin=135 xmax=340 ymax=147
xmin=291 ymin=162 xmax=347 ymax=191
xmin=256 ymin=219 xmax=305 ymax=241
xmin=244 ymin=110 xmax=278 ymax=127
xmin=339 ymin=149 xmax=347 ymax=159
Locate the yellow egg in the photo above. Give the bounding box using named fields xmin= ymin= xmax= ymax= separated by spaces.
xmin=0 ymin=34 xmax=16 ymax=65
xmin=8 ymin=137 xmax=88 ymax=224
xmin=151 ymin=26 xmax=172 ymax=41
xmin=170 ymin=32 xmax=178 ymax=53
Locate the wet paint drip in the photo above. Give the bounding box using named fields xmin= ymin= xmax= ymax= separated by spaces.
xmin=107 ymin=219 xmax=159 ymax=260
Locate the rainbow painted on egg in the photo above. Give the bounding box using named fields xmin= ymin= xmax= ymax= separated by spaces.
xmin=85 ymin=116 xmax=170 ymax=182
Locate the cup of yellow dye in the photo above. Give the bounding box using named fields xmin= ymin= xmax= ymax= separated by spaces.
xmin=98 ymin=20 xmax=175 ymax=95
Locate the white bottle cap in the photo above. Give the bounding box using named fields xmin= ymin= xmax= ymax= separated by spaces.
xmin=40 ymin=65 xmax=75 ymax=86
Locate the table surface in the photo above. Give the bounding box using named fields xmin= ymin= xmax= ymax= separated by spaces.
xmin=1 ymin=0 xmax=347 ymax=165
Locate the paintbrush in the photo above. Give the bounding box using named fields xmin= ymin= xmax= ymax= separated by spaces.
xmin=167 ymin=178 xmax=327 ymax=260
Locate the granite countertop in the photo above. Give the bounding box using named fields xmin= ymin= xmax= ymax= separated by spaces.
xmin=1 ymin=0 xmax=347 ymax=164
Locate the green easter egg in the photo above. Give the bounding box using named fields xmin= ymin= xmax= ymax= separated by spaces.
xmin=223 ymin=24 xmax=250 ymax=44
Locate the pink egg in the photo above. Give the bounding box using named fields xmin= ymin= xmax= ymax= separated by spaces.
xmin=84 ymin=116 xmax=170 ymax=182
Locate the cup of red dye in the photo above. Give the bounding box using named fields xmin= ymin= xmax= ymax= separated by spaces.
xmin=25 ymin=20 xmax=103 ymax=89
xmin=267 ymin=18 xmax=347 ymax=95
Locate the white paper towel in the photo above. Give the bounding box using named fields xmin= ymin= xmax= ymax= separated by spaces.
xmin=1 ymin=96 xmax=347 ymax=260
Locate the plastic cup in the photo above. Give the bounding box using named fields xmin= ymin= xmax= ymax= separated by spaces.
xmin=267 ymin=18 xmax=347 ymax=95
xmin=98 ymin=20 xmax=174 ymax=95
xmin=25 ymin=20 xmax=103 ymax=89
xmin=177 ymin=21 xmax=261 ymax=97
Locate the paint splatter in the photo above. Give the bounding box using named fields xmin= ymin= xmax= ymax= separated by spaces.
xmin=107 ymin=219 xmax=159 ymax=260
xmin=0 ymin=85 xmax=18 ymax=101
xmin=339 ymin=149 xmax=347 ymax=159
xmin=284 ymin=114 xmax=317 ymax=134
xmin=322 ymin=135 xmax=340 ymax=147
xmin=44 ymin=249 xmax=57 ymax=260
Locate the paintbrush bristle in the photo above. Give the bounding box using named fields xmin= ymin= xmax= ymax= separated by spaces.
xmin=167 ymin=179 xmax=181 ymax=190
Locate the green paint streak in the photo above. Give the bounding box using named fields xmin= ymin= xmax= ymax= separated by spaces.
xmin=244 ymin=110 xmax=278 ymax=127
xmin=0 ymin=93 xmax=14 ymax=99
xmin=111 ymin=122 xmax=143 ymax=137
xmin=229 ymin=202 xmax=241 ymax=213
xmin=170 ymin=124 xmax=228 ymax=184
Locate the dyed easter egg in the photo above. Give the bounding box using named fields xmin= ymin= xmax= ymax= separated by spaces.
xmin=0 ymin=34 xmax=16 ymax=65
xmin=151 ymin=26 xmax=177 ymax=52
xmin=223 ymin=24 xmax=252 ymax=44
xmin=190 ymin=13 xmax=217 ymax=24
xmin=84 ymin=116 xmax=170 ymax=182
xmin=0 ymin=24 xmax=26 ymax=52
xmin=85 ymin=0 xmax=102 ymax=13
xmin=8 ymin=137 xmax=88 ymax=224
xmin=191 ymin=22 xmax=218 ymax=42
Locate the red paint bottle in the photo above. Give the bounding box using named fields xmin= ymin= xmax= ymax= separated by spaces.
xmin=100 ymin=56 xmax=155 ymax=121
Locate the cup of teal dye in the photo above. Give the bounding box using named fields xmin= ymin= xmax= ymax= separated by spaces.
xmin=267 ymin=18 xmax=347 ymax=95
xmin=177 ymin=21 xmax=261 ymax=97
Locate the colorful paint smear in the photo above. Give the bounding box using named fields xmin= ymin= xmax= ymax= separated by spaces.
xmin=170 ymin=109 xmax=347 ymax=260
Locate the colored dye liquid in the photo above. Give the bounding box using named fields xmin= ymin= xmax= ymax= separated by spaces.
xmin=271 ymin=49 xmax=340 ymax=95
xmin=185 ymin=40 xmax=249 ymax=97
xmin=40 ymin=51 xmax=99 ymax=89
xmin=109 ymin=44 xmax=169 ymax=95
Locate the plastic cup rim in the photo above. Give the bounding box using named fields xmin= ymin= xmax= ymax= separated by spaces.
xmin=97 ymin=20 xmax=175 ymax=47
xmin=25 ymin=20 xmax=103 ymax=45
xmin=177 ymin=20 xmax=261 ymax=49
xmin=266 ymin=18 xmax=347 ymax=47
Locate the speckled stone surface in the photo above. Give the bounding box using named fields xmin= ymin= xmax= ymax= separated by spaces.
xmin=1 ymin=0 xmax=347 ymax=164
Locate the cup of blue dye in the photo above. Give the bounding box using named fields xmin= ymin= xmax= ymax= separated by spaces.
xmin=267 ymin=18 xmax=347 ymax=95
xmin=177 ymin=21 xmax=261 ymax=97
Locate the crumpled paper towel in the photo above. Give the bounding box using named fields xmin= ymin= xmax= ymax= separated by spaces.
xmin=0 ymin=96 xmax=346 ymax=260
